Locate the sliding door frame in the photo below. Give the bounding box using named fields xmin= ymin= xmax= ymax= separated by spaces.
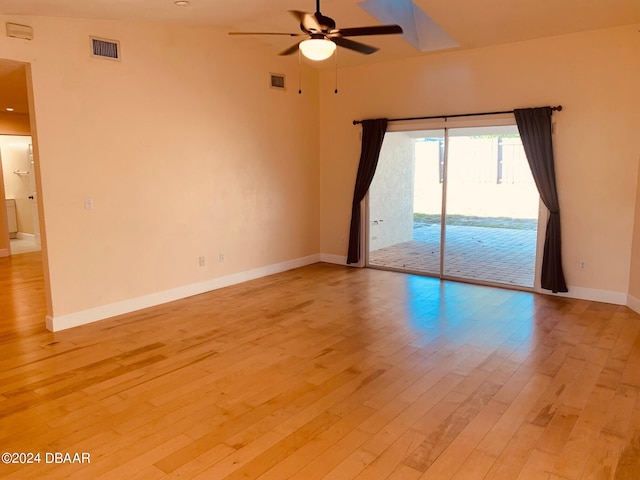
xmin=365 ymin=114 xmax=545 ymax=292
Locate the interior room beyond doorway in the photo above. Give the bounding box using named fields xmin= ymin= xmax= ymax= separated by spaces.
xmin=1 ymin=135 xmax=41 ymax=256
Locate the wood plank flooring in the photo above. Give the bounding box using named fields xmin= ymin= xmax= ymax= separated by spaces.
xmin=1 ymin=252 xmax=640 ymax=479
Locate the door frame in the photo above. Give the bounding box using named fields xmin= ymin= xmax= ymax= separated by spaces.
xmin=365 ymin=114 xmax=545 ymax=292
xmin=0 ymin=147 xmax=9 ymax=257
xmin=0 ymin=59 xmax=51 ymax=318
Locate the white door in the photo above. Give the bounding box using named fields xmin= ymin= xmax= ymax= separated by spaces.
xmin=27 ymin=143 xmax=41 ymax=246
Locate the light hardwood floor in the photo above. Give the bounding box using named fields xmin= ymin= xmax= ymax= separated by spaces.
xmin=1 ymin=252 xmax=640 ymax=479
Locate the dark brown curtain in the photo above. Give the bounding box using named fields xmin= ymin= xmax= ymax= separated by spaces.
xmin=514 ymin=107 xmax=568 ymax=293
xmin=347 ymin=118 xmax=388 ymax=264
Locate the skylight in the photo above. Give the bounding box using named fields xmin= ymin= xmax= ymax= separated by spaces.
xmin=359 ymin=0 xmax=459 ymax=52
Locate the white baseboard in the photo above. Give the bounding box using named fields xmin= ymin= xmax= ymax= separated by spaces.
xmin=628 ymin=294 xmax=640 ymax=315
xmin=319 ymin=258 xmax=632 ymax=306
xmin=320 ymin=253 xmax=348 ymax=265
xmin=542 ymin=285 xmax=628 ymax=305
xmin=47 ymin=254 xmax=321 ymax=332
xmin=16 ymin=232 xmax=35 ymax=241
xmin=43 ymin=253 xmax=640 ymax=332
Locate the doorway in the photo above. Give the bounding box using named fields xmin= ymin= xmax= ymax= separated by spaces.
xmin=367 ymin=120 xmax=540 ymax=289
xmin=0 ymin=59 xmax=42 ymax=258
xmin=1 ymin=135 xmax=41 ymax=255
xmin=0 ymin=57 xmax=49 ymax=333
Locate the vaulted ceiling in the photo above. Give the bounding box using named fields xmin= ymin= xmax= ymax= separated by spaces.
xmin=0 ymin=0 xmax=638 ymax=114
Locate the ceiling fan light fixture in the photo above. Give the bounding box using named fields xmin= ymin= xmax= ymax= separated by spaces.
xmin=299 ymin=38 xmax=336 ymax=61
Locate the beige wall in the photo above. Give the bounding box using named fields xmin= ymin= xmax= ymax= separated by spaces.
xmin=0 ymin=15 xmax=320 ymax=320
xmin=629 ymin=160 xmax=640 ymax=304
xmin=319 ymin=25 xmax=640 ymax=298
xmin=1 ymin=12 xmax=639 ymax=325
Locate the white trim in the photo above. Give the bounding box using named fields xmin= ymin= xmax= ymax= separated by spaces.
xmin=549 ymin=285 xmax=628 ymax=306
xmin=628 ymin=294 xmax=640 ymax=315
xmin=320 ymin=253 xmax=348 ymax=265
xmin=47 ymin=254 xmax=321 ymax=332
xmin=44 ymin=252 xmax=640 ymax=332
xmin=16 ymin=232 xmax=35 ymax=241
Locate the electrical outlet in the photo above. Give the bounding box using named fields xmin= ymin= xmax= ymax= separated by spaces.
xmin=198 ymin=256 xmax=206 ymax=267
xmin=219 ymin=252 xmax=225 ymax=262
xmin=579 ymin=260 xmax=586 ymax=270
xmin=84 ymin=197 xmax=94 ymax=210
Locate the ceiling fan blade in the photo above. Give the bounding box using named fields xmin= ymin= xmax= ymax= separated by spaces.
xmin=289 ymin=10 xmax=322 ymax=33
xmin=336 ymin=24 xmax=403 ymax=37
xmin=228 ymin=32 xmax=302 ymax=36
xmin=279 ymin=42 xmax=302 ymax=56
xmin=331 ymin=36 xmax=378 ymax=55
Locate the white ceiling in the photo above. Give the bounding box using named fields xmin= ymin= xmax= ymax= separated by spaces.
xmin=0 ymin=0 xmax=638 ymax=113
xmin=2 ymin=0 xmax=639 ymax=58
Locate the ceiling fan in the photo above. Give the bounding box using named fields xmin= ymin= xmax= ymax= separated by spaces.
xmin=229 ymin=0 xmax=404 ymax=61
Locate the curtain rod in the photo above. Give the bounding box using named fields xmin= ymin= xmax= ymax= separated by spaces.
xmin=352 ymin=105 xmax=562 ymax=125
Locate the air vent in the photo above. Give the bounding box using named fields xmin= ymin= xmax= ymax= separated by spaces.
xmin=6 ymin=23 xmax=33 ymax=40
xmin=90 ymin=37 xmax=120 ymax=60
xmin=270 ymin=73 xmax=286 ymax=91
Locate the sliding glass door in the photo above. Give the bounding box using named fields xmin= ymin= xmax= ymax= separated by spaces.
xmin=367 ymin=121 xmax=539 ymax=289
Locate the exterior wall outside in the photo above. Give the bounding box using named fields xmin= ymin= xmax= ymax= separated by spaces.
xmin=413 ymin=134 xmax=538 ymax=219
xmin=369 ymin=132 xmax=414 ymax=251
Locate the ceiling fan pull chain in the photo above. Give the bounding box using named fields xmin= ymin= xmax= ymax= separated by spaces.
xmin=334 ymin=47 xmax=339 ymax=94
xmin=298 ymin=49 xmax=303 ymax=94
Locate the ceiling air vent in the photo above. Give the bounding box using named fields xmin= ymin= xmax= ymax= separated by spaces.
xmin=270 ymin=73 xmax=286 ymax=91
xmin=90 ymin=37 xmax=120 ymax=60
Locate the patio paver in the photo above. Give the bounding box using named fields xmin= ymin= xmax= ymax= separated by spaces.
xmin=369 ymin=223 xmax=536 ymax=287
